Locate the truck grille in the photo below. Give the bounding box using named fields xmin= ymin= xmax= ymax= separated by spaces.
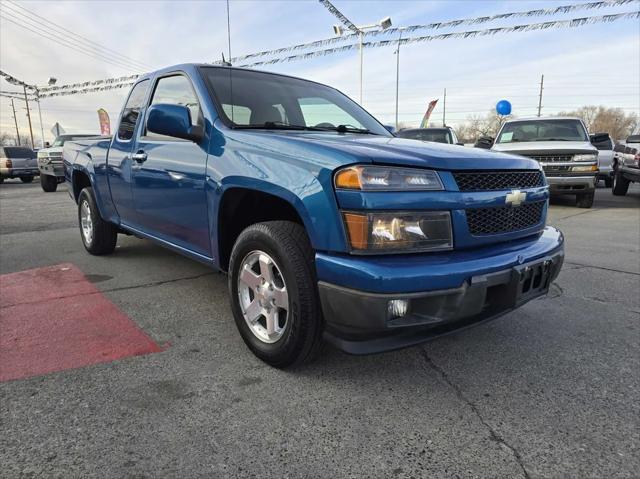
xmin=453 ymin=170 xmax=544 ymax=191
xmin=466 ymin=201 xmax=544 ymax=235
xmin=522 ymin=153 xmax=573 ymax=162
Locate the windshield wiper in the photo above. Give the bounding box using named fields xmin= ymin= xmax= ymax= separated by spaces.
xmin=534 ymin=138 xmax=571 ymax=141
xmin=234 ymin=122 xmax=325 ymax=132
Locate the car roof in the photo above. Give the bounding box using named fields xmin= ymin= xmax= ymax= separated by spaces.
xmin=135 ymin=63 xmax=336 ymax=90
xmin=505 ymin=116 xmax=583 ymax=122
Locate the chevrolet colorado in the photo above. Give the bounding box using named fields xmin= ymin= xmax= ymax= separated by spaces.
xmin=64 ymin=64 xmax=564 ymax=367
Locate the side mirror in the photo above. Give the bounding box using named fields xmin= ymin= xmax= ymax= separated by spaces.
xmin=475 ymin=136 xmax=494 ymax=149
xmin=383 ymin=125 xmax=396 ymax=135
xmin=146 ymin=104 xmax=202 ymax=142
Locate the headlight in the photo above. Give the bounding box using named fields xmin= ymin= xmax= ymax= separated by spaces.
xmin=342 ymin=211 xmax=452 ymax=253
xmin=335 ymin=165 xmax=443 ymax=191
xmin=573 ymin=154 xmax=597 ymax=162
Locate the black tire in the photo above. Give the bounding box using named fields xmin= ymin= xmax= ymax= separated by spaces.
xmin=20 ymin=176 xmax=34 ymax=183
xmin=576 ymin=192 xmax=595 ymax=208
xmin=77 ymin=187 xmax=118 ymax=255
xmin=0 ymin=176 xmax=4 ymax=184
xmin=40 ymin=174 xmax=58 ymax=192
xmin=228 ymin=221 xmax=323 ymax=368
xmin=612 ymin=169 xmax=630 ymax=196
xmin=604 ymin=176 xmax=613 ymax=188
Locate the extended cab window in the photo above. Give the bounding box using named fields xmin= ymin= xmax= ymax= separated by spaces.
xmin=117 ymin=80 xmax=149 ymax=141
xmin=145 ymin=75 xmax=200 ymax=139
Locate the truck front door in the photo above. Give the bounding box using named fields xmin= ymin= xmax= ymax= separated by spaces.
xmin=131 ymin=73 xmax=210 ymax=258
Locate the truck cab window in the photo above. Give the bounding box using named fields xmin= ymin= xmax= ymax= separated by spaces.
xmin=117 ymin=80 xmax=149 ymax=141
xmin=146 ymin=75 xmax=200 ymax=139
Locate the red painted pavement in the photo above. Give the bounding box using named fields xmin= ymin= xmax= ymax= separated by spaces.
xmin=0 ymin=263 xmax=162 ymax=382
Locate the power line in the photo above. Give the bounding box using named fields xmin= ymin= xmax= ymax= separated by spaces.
xmin=0 ymin=13 xmax=146 ymax=73
xmin=3 ymin=0 xmax=151 ymax=71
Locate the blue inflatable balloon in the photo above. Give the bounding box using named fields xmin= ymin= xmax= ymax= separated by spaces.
xmin=496 ymin=100 xmax=512 ymax=116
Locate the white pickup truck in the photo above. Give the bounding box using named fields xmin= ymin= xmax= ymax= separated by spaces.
xmin=612 ymin=134 xmax=640 ymax=196
xmin=490 ymin=117 xmax=600 ymax=208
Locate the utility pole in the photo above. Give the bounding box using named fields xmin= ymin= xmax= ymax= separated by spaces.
xmin=537 ymin=74 xmax=544 ymax=117
xmin=394 ymin=31 xmax=402 ymax=131
xmin=23 ymin=85 xmax=34 ymax=148
xmin=10 ymin=99 xmax=21 ymax=145
xmin=442 ymin=88 xmax=447 ymax=127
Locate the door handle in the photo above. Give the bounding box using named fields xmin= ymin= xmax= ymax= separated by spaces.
xmin=132 ymin=151 xmax=147 ymax=163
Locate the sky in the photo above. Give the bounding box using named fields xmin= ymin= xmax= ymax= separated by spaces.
xmin=1 ymin=0 xmax=639 ymax=145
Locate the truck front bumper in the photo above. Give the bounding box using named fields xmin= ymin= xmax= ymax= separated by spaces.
xmin=316 ymin=226 xmax=564 ymax=354
xmin=546 ymin=174 xmax=596 ymax=195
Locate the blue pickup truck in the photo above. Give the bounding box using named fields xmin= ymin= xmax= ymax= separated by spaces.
xmin=64 ymin=64 xmax=564 ymax=367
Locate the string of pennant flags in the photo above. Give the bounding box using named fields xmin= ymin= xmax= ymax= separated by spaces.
xmin=2 ymin=3 xmax=638 ymax=99
xmin=214 ymin=0 xmax=637 ymax=65
xmin=237 ymin=10 xmax=640 ymax=67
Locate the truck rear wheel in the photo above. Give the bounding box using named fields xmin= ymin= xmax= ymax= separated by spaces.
xmin=612 ymin=169 xmax=630 ymax=196
xmin=228 ymin=221 xmax=323 ymax=368
xmin=40 ymin=174 xmax=58 ymax=192
xmin=576 ymin=191 xmax=594 ymax=208
xmin=77 ymin=187 xmax=118 ymax=255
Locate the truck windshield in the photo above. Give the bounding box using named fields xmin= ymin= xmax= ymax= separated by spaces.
xmin=497 ymin=119 xmax=588 ymax=143
xmin=200 ymin=67 xmax=391 ymax=136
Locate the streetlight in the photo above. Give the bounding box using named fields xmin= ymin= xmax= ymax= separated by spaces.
xmin=333 ymin=15 xmax=392 ymax=105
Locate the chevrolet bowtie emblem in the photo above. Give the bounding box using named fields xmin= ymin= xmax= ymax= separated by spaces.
xmin=505 ymin=189 xmax=526 ymax=207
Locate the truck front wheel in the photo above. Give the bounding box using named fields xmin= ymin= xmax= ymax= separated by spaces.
xmin=576 ymin=191 xmax=595 ymax=208
xmin=40 ymin=174 xmax=58 ymax=192
xmin=77 ymin=187 xmax=118 ymax=255
xmin=612 ymin=169 xmax=630 ymax=196
xmin=228 ymin=221 xmax=323 ymax=368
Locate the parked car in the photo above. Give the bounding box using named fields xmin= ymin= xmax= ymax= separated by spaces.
xmin=64 ymin=64 xmax=564 ymax=367
xmin=590 ymin=132 xmax=615 ymax=187
xmin=612 ymin=135 xmax=640 ymax=196
xmin=38 ymin=134 xmax=98 ymax=192
xmin=0 ymin=146 xmax=38 ymax=183
xmin=488 ymin=117 xmax=600 ymax=208
xmin=396 ymin=126 xmax=462 ymax=145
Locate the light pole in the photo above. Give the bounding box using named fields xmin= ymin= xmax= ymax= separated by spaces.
xmin=34 ymin=77 xmax=56 ymax=147
xmin=394 ymin=31 xmax=402 ymax=131
xmin=333 ymin=16 xmax=392 ymax=105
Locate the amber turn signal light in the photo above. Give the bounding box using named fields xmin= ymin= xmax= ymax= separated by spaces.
xmin=334 ymin=167 xmax=362 ymax=189
xmin=343 ymin=212 xmax=368 ymax=249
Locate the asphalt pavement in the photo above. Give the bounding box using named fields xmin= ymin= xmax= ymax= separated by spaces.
xmin=1 ymin=179 xmax=639 ymax=479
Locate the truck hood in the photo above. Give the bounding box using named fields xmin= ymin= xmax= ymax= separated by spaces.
xmin=492 ymin=140 xmax=596 ymax=155
xmin=234 ymin=130 xmax=540 ymax=171
xmin=39 ymin=146 xmax=63 ymax=155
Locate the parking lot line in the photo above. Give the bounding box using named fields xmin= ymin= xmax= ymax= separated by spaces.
xmin=0 ymin=263 xmax=162 ymax=382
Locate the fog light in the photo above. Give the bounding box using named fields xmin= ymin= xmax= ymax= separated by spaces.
xmin=388 ymin=299 xmax=409 ymax=319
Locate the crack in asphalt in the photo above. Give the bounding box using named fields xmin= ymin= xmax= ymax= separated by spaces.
xmin=419 ymin=348 xmax=531 ymax=479
xmin=564 ymin=261 xmax=640 ymax=277
xmin=1 ymin=271 xmax=218 ymax=309
xmin=549 ymin=207 xmax=602 ymax=222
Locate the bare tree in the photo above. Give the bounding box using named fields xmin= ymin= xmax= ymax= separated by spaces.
xmin=558 ymin=106 xmax=638 ymax=141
